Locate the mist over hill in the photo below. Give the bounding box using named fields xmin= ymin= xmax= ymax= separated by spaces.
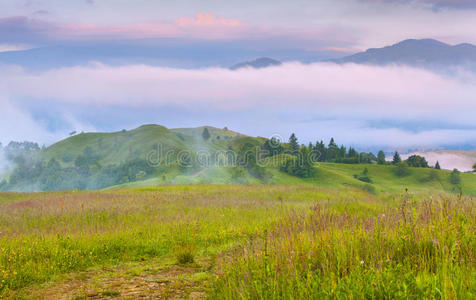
xmin=0 ymin=124 xmax=474 ymax=193
xmin=0 ymin=125 xmax=264 ymax=191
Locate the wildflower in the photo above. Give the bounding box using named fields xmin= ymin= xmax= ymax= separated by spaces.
xmin=360 ymin=260 xmax=364 ymax=265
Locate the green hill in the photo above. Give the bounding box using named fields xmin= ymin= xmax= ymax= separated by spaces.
xmin=1 ymin=125 xmax=265 ymax=191
xmin=1 ymin=124 xmax=475 ymax=194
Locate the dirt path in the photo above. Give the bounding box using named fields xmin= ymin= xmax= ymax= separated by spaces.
xmin=19 ymin=259 xmax=211 ymax=300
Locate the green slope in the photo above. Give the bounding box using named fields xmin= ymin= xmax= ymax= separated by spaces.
xmin=5 ymin=124 xmax=476 ymax=194
xmin=109 ymin=161 xmax=476 ymax=195
xmin=44 ymin=125 xmax=188 ymax=166
xmin=318 ymin=163 xmax=476 ymax=195
xmin=42 ymin=124 xmax=259 ymax=166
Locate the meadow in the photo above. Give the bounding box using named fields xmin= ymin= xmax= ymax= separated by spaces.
xmin=0 ymin=185 xmax=474 ymax=299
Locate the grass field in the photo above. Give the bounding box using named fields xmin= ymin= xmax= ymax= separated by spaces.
xmin=0 ymin=185 xmax=474 ymax=299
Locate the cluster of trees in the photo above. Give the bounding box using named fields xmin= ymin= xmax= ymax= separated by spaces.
xmin=279 ymin=146 xmax=315 ymax=178
xmin=270 ymin=134 xmax=377 ymax=178
xmin=262 ymin=134 xmax=456 ymax=180
xmin=388 ymin=152 xmax=439 ymax=177
xmin=381 ymin=151 xmax=431 ymax=168
xmin=0 ymin=143 xmax=156 ymax=191
xmin=265 ymin=134 xmax=378 ymax=165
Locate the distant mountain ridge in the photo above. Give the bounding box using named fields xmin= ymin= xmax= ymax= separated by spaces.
xmin=230 ymin=57 xmax=281 ymax=70
xmin=333 ymin=39 xmax=476 ymax=70
xmin=1 ymin=39 xmax=475 ymax=71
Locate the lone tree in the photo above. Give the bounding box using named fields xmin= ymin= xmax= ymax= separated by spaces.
xmin=202 ymin=128 xmax=211 ymax=141
xmin=435 ymin=161 xmax=441 ymax=170
xmin=377 ymin=150 xmax=386 ymax=165
xmin=288 ymin=133 xmax=299 ymax=156
xmin=392 ymin=151 xmax=402 ymax=165
xmin=473 ymin=162 xmax=476 ymax=172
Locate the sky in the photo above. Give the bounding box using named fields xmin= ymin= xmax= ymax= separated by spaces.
xmin=1 ymin=0 xmax=476 ymax=151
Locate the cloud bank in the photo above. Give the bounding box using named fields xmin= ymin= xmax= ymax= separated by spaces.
xmin=361 ymin=0 xmax=476 ymax=10
xmin=1 ymin=62 xmax=475 ymax=150
xmin=3 ymin=0 xmax=476 ymax=52
xmin=0 ymin=12 xmax=254 ymax=43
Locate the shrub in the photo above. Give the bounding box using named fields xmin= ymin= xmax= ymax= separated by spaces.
xmin=230 ymin=167 xmax=248 ymax=184
xmin=361 ymin=183 xmax=376 ymax=194
xmin=353 ymin=174 xmax=372 ymax=183
xmin=176 ymin=250 xmax=195 ymax=265
xmin=394 ymin=162 xmax=410 ymax=177
xmin=419 ymin=170 xmax=439 ymax=183
xmin=450 ymin=169 xmax=461 ymax=185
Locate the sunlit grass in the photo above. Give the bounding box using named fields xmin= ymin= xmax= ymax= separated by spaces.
xmin=0 ymin=185 xmax=349 ymax=297
xmin=0 ymin=185 xmax=474 ymax=299
xmin=212 ymin=194 xmax=476 ymax=299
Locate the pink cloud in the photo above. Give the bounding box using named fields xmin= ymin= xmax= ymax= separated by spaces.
xmin=174 ymin=12 xmax=248 ymax=39
xmin=176 ymin=12 xmax=243 ymax=27
xmin=46 ymin=12 xmax=249 ymax=40
xmin=0 ymin=14 xmax=358 ymax=48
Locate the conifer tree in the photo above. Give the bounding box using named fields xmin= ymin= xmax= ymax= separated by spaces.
xmin=377 ymin=151 xmax=386 ymax=165
xmin=202 ymin=128 xmax=211 ymax=141
xmin=327 ymin=138 xmax=338 ymax=161
xmin=435 ymin=161 xmax=441 ymax=170
xmin=315 ymin=140 xmax=326 ymax=162
xmin=288 ymin=133 xmax=299 ymax=156
xmin=392 ymin=151 xmax=402 ymax=165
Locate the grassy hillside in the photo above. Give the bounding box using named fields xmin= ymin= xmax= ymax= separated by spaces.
xmin=43 ymin=124 xmax=262 ymax=168
xmin=43 ymin=125 xmax=476 ymax=195
xmin=2 ymin=124 xmax=475 ymax=194
xmin=1 ymin=125 xmax=265 ymax=191
xmin=171 ymin=125 xmax=244 ymax=140
xmin=112 ymin=162 xmax=476 ymax=196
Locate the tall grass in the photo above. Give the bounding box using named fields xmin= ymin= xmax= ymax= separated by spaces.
xmin=1 ymin=186 xmax=474 ymax=298
xmin=212 ymin=194 xmax=475 ymax=299
xmin=0 ymin=185 xmax=354 ymax=297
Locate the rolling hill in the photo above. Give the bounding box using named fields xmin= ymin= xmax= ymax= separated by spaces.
xmin=1 ymin=124 xmax=475 ymax=194
xmin=41 ymin=124 xmax=261 ymax=172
